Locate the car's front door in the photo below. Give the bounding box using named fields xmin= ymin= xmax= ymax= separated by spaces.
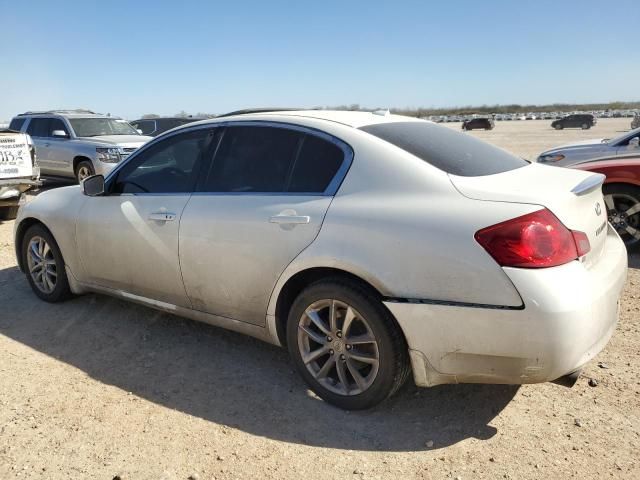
xmin=43 ymin=118 xmax=74 ymax=176
xmin=179 ymin=124 xmax=351 ymax=326
xmin=75 ymin=127 xmax=214 ymax=307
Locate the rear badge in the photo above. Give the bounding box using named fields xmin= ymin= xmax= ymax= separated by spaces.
xmin=595 ymin=202 xmax=602 ymax=216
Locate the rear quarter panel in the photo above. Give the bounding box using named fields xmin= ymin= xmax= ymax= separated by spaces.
xmin=571 ymin=158 xmax=640 ymax=187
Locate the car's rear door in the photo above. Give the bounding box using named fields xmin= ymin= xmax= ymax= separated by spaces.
xmin=75 ymin=127 xmax=215 ymax=307
xmin=25 ymin=118 xmax=55 ymax=174
xmin=179 ymin=123 xmax=351 ymax=326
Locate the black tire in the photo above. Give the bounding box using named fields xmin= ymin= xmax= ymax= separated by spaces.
xmin=0 ymin=205 xmax=19 ymax=221
xmin=602 ymin=184 xmax=640 ymax=250
xmin=581 ymin=123 xmax=590 ymax=130
xmin=75 ymin=160 xmax=95 ymax=183
xmin=286 ymin=278 xmax=410 ymax=410
xmin=554 ymin=124 xmax=563 ymax=130
xmin=21 ymin=224 xmax=73 ymax=302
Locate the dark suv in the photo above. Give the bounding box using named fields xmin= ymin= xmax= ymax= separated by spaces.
xmin=130 ymin=117 xmax=201 ymax=137
xmin=551 ymin=114 xmax=596 ymax=130
xmin=462 ymin=117 xmax=494 ymax=131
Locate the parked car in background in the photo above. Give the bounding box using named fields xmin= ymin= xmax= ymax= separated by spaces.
xmin=13 ymin=110 xmax=626 ymax=409
xmin=537 ymin=128 xmax=640 ymax=167
xmin=551 ymin=114 xmax=596 ymax=130
xmin=571 ymin=155 xmax=640 ymax=249
xmin=9 ymin=110 xmax=153 ymax=183
xmin=130 ymin=117 xmax=201 ymax=137
xmin=0 ymin=129 xmax=39 ymax=220
xmin=462 ymin=117 xmax=494 ymax=130
xmin=632 ymin=114 xmax=640 ymax=130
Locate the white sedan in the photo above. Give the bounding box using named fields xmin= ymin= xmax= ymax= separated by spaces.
xmin=14 ymin=110 xmax=627 ymax=409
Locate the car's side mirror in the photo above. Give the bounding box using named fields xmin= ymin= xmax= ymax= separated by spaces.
xmin=52 ymin=130 xmax=69 ymax=138
xmin=137 ymin=129 xmax=143 ymax=135
xmin=628 ymin=137 xmax=640 ymax=148
xmin=82 ymin=175 xmax=105 ymax=196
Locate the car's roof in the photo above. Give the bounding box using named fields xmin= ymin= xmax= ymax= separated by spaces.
xmin=192 ymin=110 xmax=426 ymax=129
xmin=133 ymin=117 xmax=202 ymax=122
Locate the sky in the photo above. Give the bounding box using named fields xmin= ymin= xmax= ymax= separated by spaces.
xmin=1 ymin=0 xmax=638 ymax=120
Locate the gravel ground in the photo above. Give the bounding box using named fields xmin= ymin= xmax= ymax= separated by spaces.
xmin=0 ymin=118 xmax=638 ymax=479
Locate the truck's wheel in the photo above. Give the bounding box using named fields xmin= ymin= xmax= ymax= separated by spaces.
xmin=0 ymin=206 xmax=20 ymax=221
xmin=75 ymin=161 xmax=95 ymax=183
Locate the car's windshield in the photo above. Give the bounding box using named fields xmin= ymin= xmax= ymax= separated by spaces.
xmin=606 ymin=127 xmax=640 ymax=146
xmin=69 ymin=118 xmax=139 ymax=137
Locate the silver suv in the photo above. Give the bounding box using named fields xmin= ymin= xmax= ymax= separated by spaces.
xmin=9 ymin=110 xmax=153 ymax=182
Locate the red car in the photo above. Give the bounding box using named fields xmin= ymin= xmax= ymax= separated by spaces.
xmin=571 ymin=155 xmax=640 ymax=249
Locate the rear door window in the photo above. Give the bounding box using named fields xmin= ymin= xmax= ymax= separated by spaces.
xmin=360 ymin=121 xmax=528 ymax=177
xmin=203 ymin=126 xmax=302 ymax=193
xmin=26 ymin=118 xmax=50 ymax=138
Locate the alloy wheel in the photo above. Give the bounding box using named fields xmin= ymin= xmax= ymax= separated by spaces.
xmin=26 ymin=236 xmax=58 ymax=294
xmin=604 ymin=193 xmax=640 ymax=246
xmin=297 ymin=299 xmax=380 ymax=396
xmin=77 ymin=165 xmax=92 ymax=182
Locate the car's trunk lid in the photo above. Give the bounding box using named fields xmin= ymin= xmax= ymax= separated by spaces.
xmin=449 ymin=163 xmax=608 ymax=267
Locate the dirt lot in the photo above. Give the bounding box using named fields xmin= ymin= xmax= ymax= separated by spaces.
xmin=0 ymin=118 xmax=638 ymax=479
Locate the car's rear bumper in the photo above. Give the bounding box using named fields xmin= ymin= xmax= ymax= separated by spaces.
xmin=384 ymin=225 xmax=628 ymax=387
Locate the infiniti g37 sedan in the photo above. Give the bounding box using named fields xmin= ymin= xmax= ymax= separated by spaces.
xmin=14 ymin=110 xmax=628 ymax=410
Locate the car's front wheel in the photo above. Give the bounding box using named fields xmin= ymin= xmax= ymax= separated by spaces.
xmin=287 ymin=278 xmax=410 ymax=410
xmin=554 ymin=124 xmax=563 ymax=130
xmin=22 ymin=224 xmax=72 ymax=302
xmin=603 ymin=184 xmax=640 ymax=250
xmin=75 ymin=160 xmax=95 ymax=183
xmin=581 ymin=123 xmax=590 ymax=130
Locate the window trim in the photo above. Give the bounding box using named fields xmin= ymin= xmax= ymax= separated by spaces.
xmin=196 ymin=121 xmax=353 ymax=196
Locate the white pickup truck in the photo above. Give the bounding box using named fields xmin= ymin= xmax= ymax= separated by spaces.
xmin=0 ymin=129 xmax=40 ymax=220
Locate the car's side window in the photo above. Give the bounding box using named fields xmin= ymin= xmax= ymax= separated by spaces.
xmin=203 ymin=126 xmax=302 ymax=193
xmin=200 ymin=125 xmax=348 ymax=195
xmin=109 ymin=128 xmax=212 ymax=194
xmin=133 ymin=120 xmax=156 ymax=135
xmin=48 ymin=119 xmax=69 ymax=137
xmin=287 ymin=134 xmax=345 ymax=193
xmin=26 ymin=118 xmax=50 ymax=138
xmin=9 ymin=118 xmax=25 ymax=131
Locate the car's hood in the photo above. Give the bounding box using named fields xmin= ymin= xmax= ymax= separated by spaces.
xmin=77 ymin=134 xmax=153 ymax=146
xmin=542 ymin=138 xmax=606 ymax=154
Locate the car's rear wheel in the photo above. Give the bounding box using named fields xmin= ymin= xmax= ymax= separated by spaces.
xmin=287 ymin=279 xmax=409 ymax=410
xmin=581 ymin=123 xmax=590 ymax=130
xmin=75 ymin=161 xmax=95 ymax=183
xmin=22 ymin=224 xmax=72 ymax=302
xmin=603 ymin=184 xmax=640 ymax=250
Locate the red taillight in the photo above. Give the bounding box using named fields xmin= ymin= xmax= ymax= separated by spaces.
xmin=474 ymin=209 xmax=591 ymax=268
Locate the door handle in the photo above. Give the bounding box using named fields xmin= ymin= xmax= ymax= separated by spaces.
xmin=148 ymin=212 xmax=176 ymax=221
xmin=269 ymin=214 xmax=310 ymax=224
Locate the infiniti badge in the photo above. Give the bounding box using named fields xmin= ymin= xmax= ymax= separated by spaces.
xmin=595 ymin=202 xmax=602 ymax=216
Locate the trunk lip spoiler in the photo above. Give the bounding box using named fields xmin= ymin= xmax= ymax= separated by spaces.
xmin=571 ymin=173 xmax=606 ymax=196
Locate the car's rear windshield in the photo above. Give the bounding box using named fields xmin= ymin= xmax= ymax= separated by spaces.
xmin=359 ymin=121 xmax=528 ymax=177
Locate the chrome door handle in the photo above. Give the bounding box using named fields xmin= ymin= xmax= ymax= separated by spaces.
xmin=148 ymin=212 xmax=176 ymax=221
xmin=269 ymin=214 xmax=310 ymax=224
